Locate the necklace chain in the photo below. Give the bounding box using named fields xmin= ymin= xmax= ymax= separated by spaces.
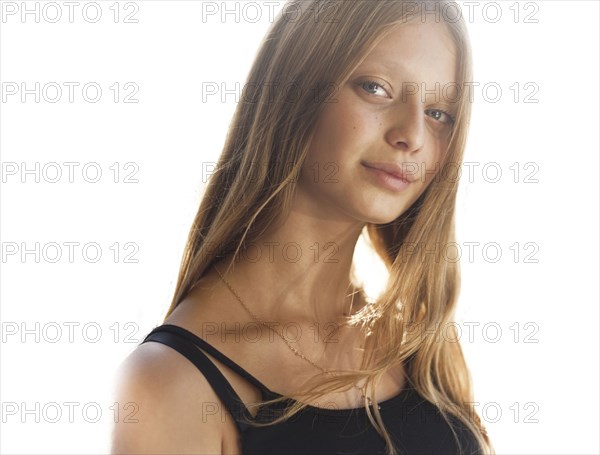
xmin=212 ymin=265 xmax=373 ymax=405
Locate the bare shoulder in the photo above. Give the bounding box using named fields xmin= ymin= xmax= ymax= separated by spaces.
xmin=110 ymin=340 xmax=226 ymax=454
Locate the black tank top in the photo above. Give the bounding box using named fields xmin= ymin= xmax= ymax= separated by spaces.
xmin=141 ymin=324 xmax=482 ymax=455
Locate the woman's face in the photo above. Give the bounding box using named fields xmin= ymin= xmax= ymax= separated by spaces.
xmin=298 ymin=20 xmax=458 ymax=225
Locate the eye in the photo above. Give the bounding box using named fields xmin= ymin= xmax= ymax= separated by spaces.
xmin=425 ymin=108 xmax=456 ymax=125
xmin=357 ymin=79 xmax=389 ymax=98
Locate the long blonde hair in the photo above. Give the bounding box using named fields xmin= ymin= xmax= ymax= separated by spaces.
xmin=163 ymin=1 xmax=494 ymax=453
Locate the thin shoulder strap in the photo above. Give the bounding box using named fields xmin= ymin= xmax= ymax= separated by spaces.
xmin=147 ymin=324 xmax=276 ymax=395
xmin=141 ymin=324 xmax=278 ymax=433
xmin=142 ymin=328 xmax=253 ymax=434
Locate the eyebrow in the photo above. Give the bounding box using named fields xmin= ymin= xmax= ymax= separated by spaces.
xmin=356 ymin=59 xmax=399 ymax=75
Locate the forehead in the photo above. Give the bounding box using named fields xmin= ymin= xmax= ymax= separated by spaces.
xmin=358 ymin=20 xmax=458 ymax=88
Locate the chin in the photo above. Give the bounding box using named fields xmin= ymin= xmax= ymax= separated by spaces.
xmin=354 ymin=201 xmax=411 ymax=225
xmin=359 ymin=211 xmax=404 ymax=226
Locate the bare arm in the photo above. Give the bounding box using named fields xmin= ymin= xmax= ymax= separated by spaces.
xmin=110 ymin=341 xmax=225 ymax=454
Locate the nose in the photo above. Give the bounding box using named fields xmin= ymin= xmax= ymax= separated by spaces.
xmin=384 ymin=98 xmax=426 ymax=153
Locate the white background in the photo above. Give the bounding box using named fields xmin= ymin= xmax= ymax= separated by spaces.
xmin=0 ymin=1 xmax=598 ymax=453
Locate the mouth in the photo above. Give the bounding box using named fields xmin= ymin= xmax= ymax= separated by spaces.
xmin=360 ymin=160 xmax=415 ymax=182
xmin=361 ymin=161 xmax=413 ymax=192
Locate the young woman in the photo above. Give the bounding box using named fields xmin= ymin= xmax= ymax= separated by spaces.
xmin=111 ymin=1 xmax=494 ymax=454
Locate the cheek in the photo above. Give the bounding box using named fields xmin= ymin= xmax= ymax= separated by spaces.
xmin=419 ymin=144 xmax=449 ymax=187
xmin=312 ymin=98 xmax=373 ymax=157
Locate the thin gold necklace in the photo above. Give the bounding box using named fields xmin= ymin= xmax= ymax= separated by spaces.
xmin=212 ymin=264 xmax=374 ymax=407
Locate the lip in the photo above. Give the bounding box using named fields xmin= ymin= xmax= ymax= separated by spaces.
xmin=361 ymin=160 xmax=414 ymax=192
xmin=360 ymin=160 xmax=417 ymax=183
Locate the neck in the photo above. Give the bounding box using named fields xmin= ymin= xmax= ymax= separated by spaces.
xmin=212 ymin=205 xmax=367 ymax=326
